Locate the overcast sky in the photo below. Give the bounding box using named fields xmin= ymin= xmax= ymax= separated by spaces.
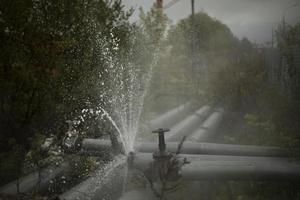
xmin=122 ymin=0 xmax=300 ymax=44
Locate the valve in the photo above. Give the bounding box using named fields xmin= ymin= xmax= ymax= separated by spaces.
xmin=152 ymin=128 xmax=170 ymax=157
xmin=145 ymin=128 xmax=189 ymax=198
xmin=152 ymin=128 xmax=172 ymax=165
xmin=62 ymin=120 xmax=81 ymax=153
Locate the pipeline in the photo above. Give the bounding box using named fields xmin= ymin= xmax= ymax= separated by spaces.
xmin=181 ymin=160 xmax=300 ymax=181
xmin=148 ymin=102 xmax=193 ymax=130
xmin=165 ymin=106 xmax=211 ymax=142
xmin=58 ymin=128 xmax=300 ymax=200
xmin=128 ymin=152 xmax=300 ymax=181
xmin=187 ymin=108 xmax=225 ymax=142
xmin=80 ymin=139 xmax=289 ymax=157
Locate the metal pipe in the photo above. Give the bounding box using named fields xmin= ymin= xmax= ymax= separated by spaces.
xmin=130 ymin=152 xmax=291 ymax=170
xmin=181 ymin=160 xmax=300 ymax=181
xmin=82 ymin=139 xmax=111 ymax=152
xmin=165 ymin=105 xmax=211 ymax=142
xmin=187 ymin=108 xmax=225 ymax=142
xmin=148 ymin=102 xmax=193 ymax=130
xmin=129 ymin=153 xmax=294 ymax=177
xmin=130 ymin=152 xmax=300 ymax=181
xmin=184 ymin=108 xmax=224 ymax=199
xmin=81 ymin=139 xmax=289 ymax=157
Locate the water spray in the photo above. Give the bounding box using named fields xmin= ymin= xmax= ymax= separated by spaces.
xmin=60 ymin=124 xmax=300 ymax=200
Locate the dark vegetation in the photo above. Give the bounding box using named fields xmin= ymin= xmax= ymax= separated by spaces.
xmin=0 ymin=0 xmax=133 ymax=186
xmin=0 ymin=0 xmax=300 ymax=199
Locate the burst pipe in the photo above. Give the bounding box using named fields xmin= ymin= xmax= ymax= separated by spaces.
xmin=59 ymin=134 xmax=299 ymax=200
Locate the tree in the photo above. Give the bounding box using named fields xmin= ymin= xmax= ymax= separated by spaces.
xmin=0 ymin=0 xmax=132 ymax=185
xmin=149 ymin=11 xmax=239 ymax=106
xmin=139 ymin=3 xmax=169 ymax=49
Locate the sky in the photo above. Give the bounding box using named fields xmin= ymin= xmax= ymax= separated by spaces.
xmin=122 ymin=0 xmax=300 ymax=44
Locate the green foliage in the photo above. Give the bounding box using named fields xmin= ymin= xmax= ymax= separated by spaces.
xmin=241 ymin=86 xmax=300 ymax=147
xmin=138 ymin=4 xmax=175 ymax=114
xmin=276 ymin=22 xmax=300 ymax=50
xmin=25 ymin=133 xmax=48 ymax=177
xmin=147 ymin=11 xmax=253 ymax=109
xmin=285 ymin=23 xmax=300 ymax=47
xmin=236 ymin=23 xmax=300 ymax=148
xmin=0 ymin=139 xmax=25 ymax=186
xmin=168 ymin=12 xmax=236 ymax=54
xmin=167 ymin=12 xmax=239 ymax=99
xmin=139 ymin=4 xmax=169 ymax=49
xmin=212 ymin=181 xmax=300 ymax=200
xmin=68 ymin=155 xmax=95 ymax=179
xmin=0 ymin=0 xmax=133 ymax=185
xmin=244 ymin=114 xmax=275 ymax=133
xmin=207 ymin=39 xmax=265 ymax=109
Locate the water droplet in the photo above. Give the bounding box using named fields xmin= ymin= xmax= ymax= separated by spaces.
xmin=4 ymin=27 xmax=9 ymax=34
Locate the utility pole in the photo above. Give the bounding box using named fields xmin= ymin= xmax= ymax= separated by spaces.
xmin=271 ymin=29 xmax=274 ymax=48
xmin=191 ymin=0 xmax=195 ymax=69
xmin=191 ymin=0 xmax=195 ymax=16
xmin=190 ymin=0 xmax=198 ymax=87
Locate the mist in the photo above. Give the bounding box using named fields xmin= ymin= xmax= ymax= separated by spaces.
xmin=123 ymin=0 xmax=300 ymax=43
xmin=0 ymin=0 xmax=300 ymax=200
